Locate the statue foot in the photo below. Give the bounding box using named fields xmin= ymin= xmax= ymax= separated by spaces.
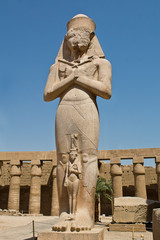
xmin=52 ymin=212 xmax=68 ymax=232
xmin=52 ymin=211 xmax=93 ymax=232
xmin=71 ymin=210 xmax=92 ymax=232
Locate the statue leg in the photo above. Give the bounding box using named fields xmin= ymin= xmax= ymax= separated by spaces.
xmin=56 ymin=157 xmax=69 ymax=214
xmin=52 ymin=153 xmax=69 ymax=231
xmin=72 ymin=151 xmax=98 ymax=231
xmin=72 ymin=179 xmax=79 ymax=216
xmin=67 ymin=180 xmax=73 ymax=216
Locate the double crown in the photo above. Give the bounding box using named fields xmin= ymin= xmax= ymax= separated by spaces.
xmin=67 ymin=14 xmax=96 ymax=33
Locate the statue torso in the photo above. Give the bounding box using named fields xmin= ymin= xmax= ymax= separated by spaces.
xmin=58 ymin=58 xmax=98 ymax=101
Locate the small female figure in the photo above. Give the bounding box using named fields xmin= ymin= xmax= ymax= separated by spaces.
xmin=64 ymin=148 xmax=81 ymax=220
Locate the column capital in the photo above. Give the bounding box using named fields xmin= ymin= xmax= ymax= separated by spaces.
xmin=133 ymin=163 xmax=145 ymax=175
xmin=10 ymin=165 xmax=21 ymax=176
xmin=110 ymin=163 xmax=122 ymax=176
xmin=31 ymin=164 xmax=42 ymax=177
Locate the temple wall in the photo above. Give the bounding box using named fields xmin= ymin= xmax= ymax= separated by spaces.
xmin=0 ymin=148 xmax=159 ymax=215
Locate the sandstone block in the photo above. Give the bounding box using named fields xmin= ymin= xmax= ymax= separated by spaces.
xmin=31 ymin=159 xmax=41 ymax=166
xmin=113 ymin=197 xmax=160 ymax=223
xmin=10 ymin=160 xmax=21 ymax=166
xmin=152 ymin=208 xmax=160 ymax=240
xmin=109 ymin=223 xmax=146 ymax=232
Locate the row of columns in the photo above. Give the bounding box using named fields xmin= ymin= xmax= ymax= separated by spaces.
xmin=7 ymin=159 xmax=59 ymax=215
xmin=1 ymin=156 xmax=160 ymax=214
xmin=110 ymin=156 xmax=160 ymax=200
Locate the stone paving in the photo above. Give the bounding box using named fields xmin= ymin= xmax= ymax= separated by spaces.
xmin=0 ymin=216 xmax=153 ymax=240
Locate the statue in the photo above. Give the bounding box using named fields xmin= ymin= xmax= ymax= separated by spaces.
xmin=64 ymin=134 xmax=81 ymax=220
xmin=44 ymin=14 xmax=112 ymax=232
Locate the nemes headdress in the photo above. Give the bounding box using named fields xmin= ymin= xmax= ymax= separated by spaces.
xmin=55 ymin=14 xmax=105 ymax=62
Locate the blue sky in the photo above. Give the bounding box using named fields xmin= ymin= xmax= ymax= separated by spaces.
xmin=0 ymin=0 xmax=160 ymax=153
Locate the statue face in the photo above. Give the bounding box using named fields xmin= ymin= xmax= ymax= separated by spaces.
xmin=67 ymin=28 xmax=91 ymax=52
xmin=70 ymin=150 xmax=78 ymax=162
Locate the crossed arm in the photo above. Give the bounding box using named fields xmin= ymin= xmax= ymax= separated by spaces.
xmin=43 ymin=58 xmax=112 ymax=102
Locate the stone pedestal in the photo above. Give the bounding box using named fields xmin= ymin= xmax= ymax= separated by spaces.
xmin=110 ymin=158 xmax=122 ymax=198
xmin=133 ymin=157 xmax=147 ymax=199
xmin=51 ymin=166 xmax=59 ymax=216
xmin=38 ymin=228 xmax=104 ymax=240
xmin=29 ymin=160 xmax=42 ymax=214
xmin=8 ymin=160 xmax=21 ymax=211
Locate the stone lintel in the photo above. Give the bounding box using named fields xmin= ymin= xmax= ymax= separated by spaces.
xmin=155 ymin=156 xmax=160 ymax=163
xmin=10 ymin=159 xmax=21 ymax=166
xmin=110 ymin=158 xmax=121 ymax=164
xmin=31 ymin=159 xmax=41 ymax=166
xmin=133 ymin=157 xmax=144 ymax=164
xmin=38 ymin=228 xmax=104 ymax=240
xmin=109 ymin=223 xmax=146 ymax=232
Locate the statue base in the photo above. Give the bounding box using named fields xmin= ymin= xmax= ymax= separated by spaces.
xmin=38 ymin=228 xmax=104 ymax=240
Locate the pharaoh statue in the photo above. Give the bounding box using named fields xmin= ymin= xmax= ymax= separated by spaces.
xmin=44 ymin=14 xmax=112 ymax=232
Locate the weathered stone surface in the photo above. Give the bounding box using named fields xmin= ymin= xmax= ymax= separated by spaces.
xmin=38 ymin=228 xmax=104 ymax=240
xmin=109 ymin=223 xmax=146 ymax=232
xmin=8 ymin=164 xmax=21 ymax=211
xmin=113 ymin=197 xmax=160 ymax=223
xmin=152 ymin=208 xmax=160 ymax=240
xmin=44 ymin=14 xmax=112 ymax=231
xmin=110 ymin=163 xmax=122 ymax=198
xmin=133 ymin=162 xmax=147 ymax=199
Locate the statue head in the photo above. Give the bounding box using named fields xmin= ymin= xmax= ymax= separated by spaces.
xmin=55 ymin=14 xmax=105 ymax=62
xmin=66 ymin=15 xmax=96 ymax=54
xmin=69 ymin=149 xmax=78 ymax=162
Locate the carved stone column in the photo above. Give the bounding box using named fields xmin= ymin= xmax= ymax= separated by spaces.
xmin=29 ymin=160 xmax=42 ymax=214
xmin=110 ymin=158 xmax=123 ymax=198
xmin=156 ymin=157 xmax=160 ymax=201
xmin=51 ymin=166 xmax=59 ymax=216
xmin=8 ymin=160 xmax=21 ymax=210
xmin=133 ymin=157 xmax=147 ymax=199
